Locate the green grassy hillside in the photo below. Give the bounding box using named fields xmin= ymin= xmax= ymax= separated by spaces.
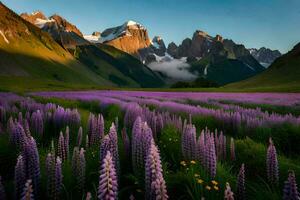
xmin=0 ymin=2 xmax=165 ymax=91
xmin=96 ymin=43 xmax=165 ymax=88
xmin=227 ymin=43 xmax=300 ymax=92
xmin=0 ymin=2 xmax=116 ymax=90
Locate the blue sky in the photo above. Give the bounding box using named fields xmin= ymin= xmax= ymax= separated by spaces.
xmin=2 ymin=0 xmax=300 ymax=53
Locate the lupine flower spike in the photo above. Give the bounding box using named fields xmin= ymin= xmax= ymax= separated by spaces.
xmin=98 ymin=151 xmax=118 ymax=200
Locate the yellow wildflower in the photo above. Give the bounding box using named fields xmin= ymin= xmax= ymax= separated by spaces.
xmin=194 ymin=173 xmax=200 ymax=178
xmin=211 ymin=180 xmax=218 ymax=185
xmin=180 ymin=161 xmax=186 ymax=166
xmin=205 ymin=185 xmax=211 ymax=190
xmin=197 ymin=179 xmax=204 ymax=184
xmin=213 ymin=186 xmax=219 ymax=191
xmin=190 ymin=160 xmax=196 ymax=164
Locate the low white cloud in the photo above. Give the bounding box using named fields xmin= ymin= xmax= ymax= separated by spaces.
xmin=148 ymin=59 xmax=197 ymax=81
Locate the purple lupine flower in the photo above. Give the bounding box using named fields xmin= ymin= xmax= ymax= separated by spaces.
xmin=11 ymin=122 xmax=26 ymax=148
xmin=283 ymin=170 xmax=300 ymax=200
xmin=197 ymin=130 xmax=205 ymax=165
xmin=108 ymin=123 xmax=119 ymax=173
xmin=96 ymin=114 xmax=104 ymax=142
xmin=69 ymin=109 xmax=81 ymax=130
xmin=18 ymin=112 xmax=23 ymax=125
xmin=100 ymin=135 xmax=111 ymax=164
xmin=77 ymin=126 xmax=83 ymax=147
xmin=72 ymin=147 xmax=79 ymax=176
xmin=182 ymin=123 xmax=197 ymax=160
xmin=121 ymin=128 xmax=130 ymax=158
xmin=46 ymin=153 xmax=55 ymax=199
xmin=86 ymin=192 xmax=92 ymax=200
xmin=54 ymin=157 xmax=62 ymax=200
xmin=65 ymin=126 xmax=70 ymax=160
xmin=223 ymin=133 xmax=227 ymax=161
xmin=88 ymin=113 xmax=97 ymax=146
xmin=145 ymin=141 xmax=168 ymax=200
xmin=237 ymin=164 xmax=245 ymax=200
xmin=21 ymin=179 xmax=34 ymax=200
xmin=58 ymin=131 xmax=66 ymax=161
xmin=22 ymin=137 xmax=40 ymax=198
xmin=230 ymin=138 xmax=235 ymax=161
xmin=77 ymin=148 xmax=86 ymax=192
xmin=98 ymin=151 xmax=118 ymax=200
xmin=207 ymin=134 xmax=217 ymax=178
xmin=0 ymin=176 xmax=6 ymax=200
xmin=224 ymin=182 xmax=234 ymax=200
xmin=24 ymin=120 xmax=31 ymax=137
xmin=72 ymin=147 xmax=86 ymax=192
xmin=7 ymin=116 xmax=14 ymax=135
xmin=0 ymin=106 xmax=6 ymax=123
xmin=15 ymin=155 xmax=26 ymax=199
xmin=267 ymin=138 xmax=279 ymax=185
xmin=30 ymin=110 xmax=43 ymax=136
xmin=131 ymin=117 xmax=142 ymax=174
xmin=132 ymin=120 xmax=153 ymax=177
xmin=124 ymin=103 xmax=143 ymax=129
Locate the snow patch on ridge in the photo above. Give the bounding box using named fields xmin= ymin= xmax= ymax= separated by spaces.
xmin=0 ymin=30 xmax=9 ymax=44
xmin=99 ymin=20 xmax=144 ymax=43
xmin=84 ymin=34 xmax=101 ymax=43
xmin=35 ymin=18 xmax=55 ymax=28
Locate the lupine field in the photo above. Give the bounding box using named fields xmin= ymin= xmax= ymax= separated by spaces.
xmin=0 ymin=91 xmax=300 ymax=200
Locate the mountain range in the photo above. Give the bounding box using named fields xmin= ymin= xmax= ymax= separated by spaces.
xmin=0 ymin=2 xmax=298 ymax=91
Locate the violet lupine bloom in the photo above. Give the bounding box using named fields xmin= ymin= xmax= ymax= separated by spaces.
xmin=77 ymin=148 xmax=86 ymax=192
xmin=15 ymin=155 xmax=26 ymax=199
xmin=230 ymin=138 xmax=236 ymax=161
xmin=30 ymin=110 xmax=44 ymax=136
xmin=182 ymin=123 xmax=197 ymax=160
xmin=45 ymin=153 xmax=55 ymax=199
xmin=283 ymin=170 xmax=300 ymax=200
xmin=22 ymin=137 xmax=40 ymax=198
xmin=207 ymin=134 xmax=217 ymax=178
xmin=98 ymin=151 xmax=118 ymax=200
xmin=55 ymin=157 xmax=62 ymax=200
xmin=65 ymin=126 xmax=70 ymax=160
xmin=96 ymin=114 xmax=104 ymax=141
xmin=197 ymin=130 xmax=205 ymax=165
xmin=132 ymin=118 xmax=153 ymax=177
xmin=0 ymin=176 xmax=6 ymax=200
xmin=7 ymin=117 xmax=14 ymax=136
xmin=21 ymin=179 xmax=34 ymax=200
xmin=100 ymin=135 xmax=111 ymax=164
xmin=58 ymin=131 xmax=67 ymax=161
xmin=18 ymin=112 xmax=23 ymax=125
xmin=11 ymin=122 xmax=27 ymax=148
xmin=88 ymin=113 xmax=97 ymax=146
xmin=86 ymin=192 xmax=92 ymax=200
xmin=108 ymin=123 xmax=119 ymax=172
xmin=131 ymin=117 xmax=142 ymax=174
xmin=77 ymin=126 xmax=83 ymax=147
xmin=124 ymin=103 xmax=143 ymax=129
xmin=72 ymin=147 xmax=86 ymax=192
xmin=24 ymin=120 xmax=31 ymax=137
xmin=266 ymin=138 xmax=279 ymax=185
xmin=237 ymin=164 xmax=246 ymax=200
xmin=121 ymin=128 xmax=130 ymax=158
xmin=145 ymin=141 xmax=168 ymax=200
xmin=224 ymin=182 xmax=234 ymax=200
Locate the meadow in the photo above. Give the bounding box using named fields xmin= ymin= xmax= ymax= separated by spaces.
xmin=0 ymin=91 xmax=300 ymax=200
